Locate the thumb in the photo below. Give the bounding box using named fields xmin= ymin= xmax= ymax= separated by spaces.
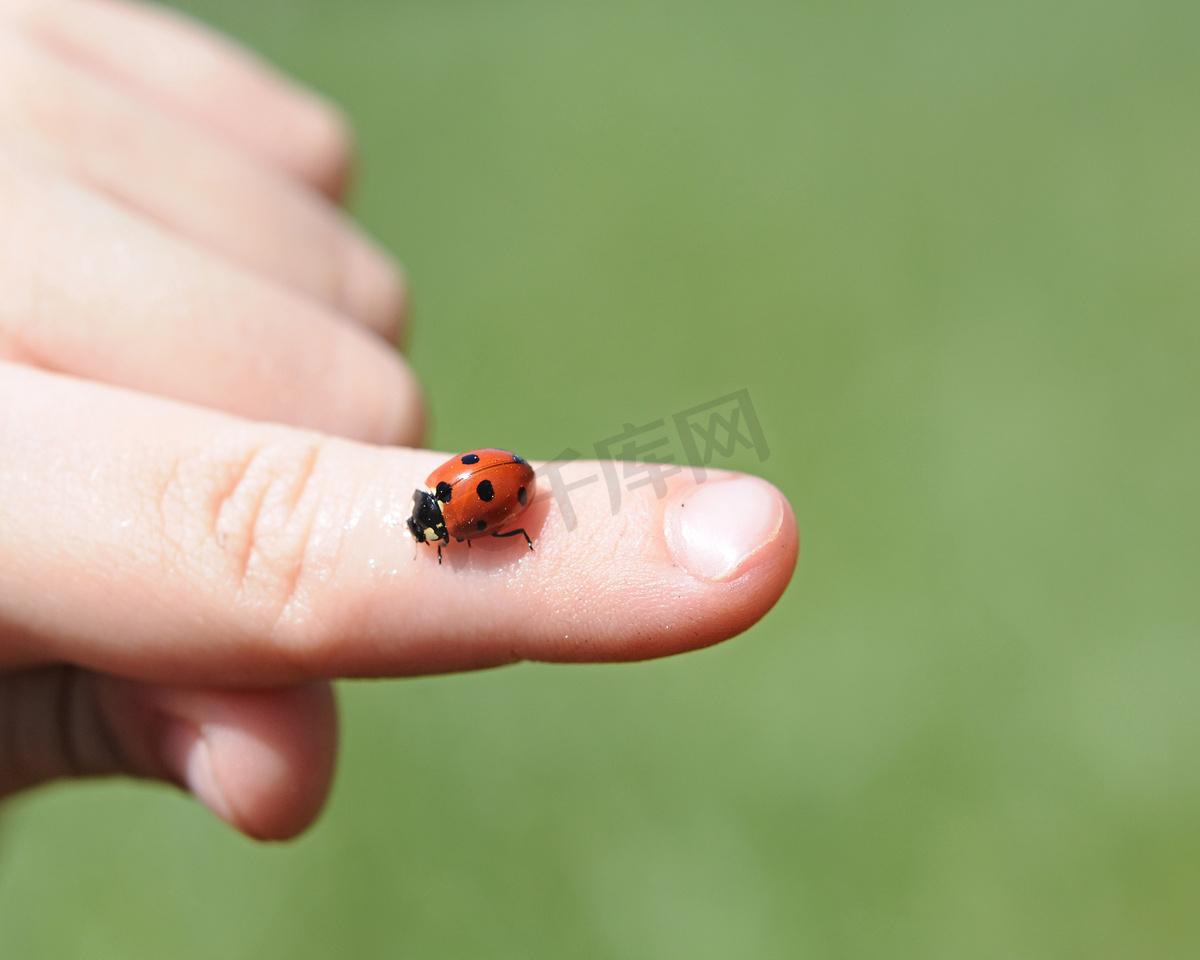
xmin=0 ymin=668 xmax=337 ymax=841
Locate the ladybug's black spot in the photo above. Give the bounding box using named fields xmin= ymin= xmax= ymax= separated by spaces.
xmin=477 ymin=520 xmax=488 ymax=531
xmin=476 ymin=479 xmax=495 ymax=502
xmin=461 ymin=453 xmax=480 ymax=465
xmin=517 ymin=486 xmax=528 ymax=506
xmin=435 ymin=481 xmax=452 ymax=502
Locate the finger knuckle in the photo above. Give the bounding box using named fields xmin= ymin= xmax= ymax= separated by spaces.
xmin=378 ymin=259 xmax=410 ymax=347
xmin=0 ymin=668 xmax=127 ymax=795
xmin=302 ymin=98 xmax=353 ymax=197
xmin=160 ymin=431 xmax=330 ymax=637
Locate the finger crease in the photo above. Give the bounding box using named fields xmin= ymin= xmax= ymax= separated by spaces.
xmin=272 ymin=443 xmax=322 ymax=613
xmin=212 ymin=446 xmax=266 ymax=586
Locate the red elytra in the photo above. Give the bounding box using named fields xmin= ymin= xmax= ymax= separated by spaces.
xmin=407 ymin=449 xmax=535 ymax=563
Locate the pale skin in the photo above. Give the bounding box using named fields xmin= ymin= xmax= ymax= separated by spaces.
xmin=0 ymin=0 xmax=798 ymax=840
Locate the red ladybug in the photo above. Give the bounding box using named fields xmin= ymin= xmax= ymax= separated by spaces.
xmin=408 ymin=449 xmax=536 ymax=563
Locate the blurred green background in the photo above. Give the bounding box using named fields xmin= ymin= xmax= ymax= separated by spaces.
xmin=3 ymin=0 xmax=1199 ymax=955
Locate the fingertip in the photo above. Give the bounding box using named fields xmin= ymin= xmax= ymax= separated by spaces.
xmin=670 ymin=475 xmax=799 ymax=650
xmin=525 ymin=469 xmax=799 ymax=663
xmin=154 ymin=682 xmax=338 ymax=841
xmin=664 ymin=474 xmax=793 ymax=582
xmin=300 ymin=96 xmax=354 ymax=200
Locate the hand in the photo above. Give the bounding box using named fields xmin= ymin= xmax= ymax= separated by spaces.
xmin=0 ymin=0 xmax=798 ymax=840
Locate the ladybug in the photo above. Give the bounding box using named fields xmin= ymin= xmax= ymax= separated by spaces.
xmin=408 ymin=449 xmax=536 ymax=564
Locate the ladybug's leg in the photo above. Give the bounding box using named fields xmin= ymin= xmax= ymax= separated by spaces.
xmin=492 ymin=528 xmax=533 ymax=552
xmin=437 ymin=544 xmax=443 ymax=564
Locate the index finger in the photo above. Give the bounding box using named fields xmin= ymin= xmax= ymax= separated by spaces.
xmin=0 ymin=364 xmax=798 ymax=683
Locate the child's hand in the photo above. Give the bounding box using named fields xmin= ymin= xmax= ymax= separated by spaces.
xmin=0 ymin=0 xmax=797 ymax=841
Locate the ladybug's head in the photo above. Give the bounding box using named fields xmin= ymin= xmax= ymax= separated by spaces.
xmin=408 ymin=488 xmax=448 ymax=544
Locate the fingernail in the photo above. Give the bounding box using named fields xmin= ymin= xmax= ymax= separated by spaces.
xmin=163 ymin=722 xmax=235 ymax=824
xmin=665 ymin=475 xmax=785 ymax=581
